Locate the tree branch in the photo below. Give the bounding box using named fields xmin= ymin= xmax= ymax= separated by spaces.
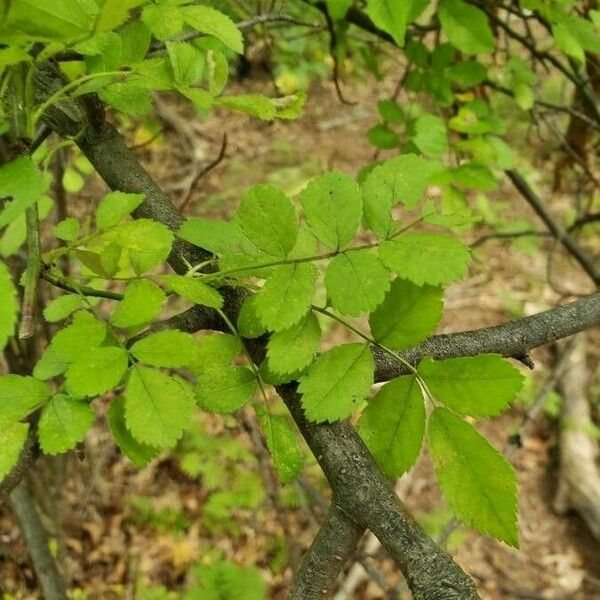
xmin=35 ymin=66 xmax=481 ymax=598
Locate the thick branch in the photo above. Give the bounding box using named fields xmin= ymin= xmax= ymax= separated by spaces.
xmin=374 ymin=290 xmax=600 ymax=381
xmin=505 ymin=169 xmax=600 ymax=286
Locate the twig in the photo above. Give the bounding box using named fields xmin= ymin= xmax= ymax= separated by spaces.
xmin=179 ymin=133 xmax=228 ymax=211
xmin=10 ymin=480 xmax=68 ymax=600
xmin=18 ymin=204 xmax=41 ymax=339
xmin=505 ymin=169 xmax=600 ymax=286
xmin=41 ymin=267 xmax=124 ymax=300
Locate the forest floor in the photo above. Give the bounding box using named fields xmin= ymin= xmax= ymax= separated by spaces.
xmin=1 ymin=67 xmax=600 ymax=600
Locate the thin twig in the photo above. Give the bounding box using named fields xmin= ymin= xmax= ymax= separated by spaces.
xmin=18 ymin=204 xmax=41 ymax=339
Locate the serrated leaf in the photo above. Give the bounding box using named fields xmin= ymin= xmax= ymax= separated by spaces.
xmin=428 ymin=407 xmax=519 ymax=546
xmin=141 ymin=3 xmax=183 ymax=41
xmin=300 ymin=171 xmax=362 ymax=249
xmin=43 ymin=295 xmax=83 ymax=323
xmin=182 ymin=5 xmax=243 ymax=54
xmin=369 ymin=278 xmax=443 ymax=349
xmin=237 ymin=185 xmax=298 ymax=257
xmin=299 ymin=343 xmax=374 ymax=423
xmin=53 ymin=217 xmax=79 ymax=241
xmin=111 ymin=279 xmax=165 ymax=328
xmin=267 ymin=312 xmax=320 ymax=375
xmin=38 ymin=394 xmax=95 ymax=455
xmin=66 ymin=345 xmax=129 ymax=398
xmin=159 ymin=274 xmax=223 ymax=309
xmin=195 ymin=366 xmax=257 ymax=414
xmin=0 ymin=261 xmax=18 ymax=350
xmin=0 ymin=375 xmax=50 ymax=429
xmin=412 ymin=114 xmax=448 ymax=158
xmin=0 ymin=422 xmax=29 ymax=482
xmin=178 ymin=218 xmax=249 ymax=255
xmin=254 ymin=263 xmax=316 ymax=331
xmin=99 ymin=82 xmax=153 ymax=116
xmin=167 ymin=41 xmax=204 ymax=86
xmin=438 ymin=0 xmax=494 ymax=54
xmin=362 ymin=154 xmax=443 ymax=238
xmin=96 ymin=191 xmax=145 ymax=230
xmin=34 ymin=312 xmax=107 ymax=380
xmin=258 ymin=410 xmax=303 ymax=484
xmin=130 ymin=330 xmax=196 ymax=368
xmin=191 ymin=333 xmax=241 ymax=374
xmin=358 ymin=376 xmax=425 ymax=478
xmin=100 ymin=219 xmax=173 ymax=274
xmin=418 ymin=355 xmax=524 ymax=417
xmin=0 ymin=157 xmax=47 ymax=229
xmin=125 ymin=366 xmax=194 ymax=447
xmin=325 ymin=250 xmax=389 ymax=316
xmin=108 ymin=396 xmax=158 ymax=467
xmin=237 ymin=295 xmax=268 ymax=339
xmin=379 ymin=232 xmax=470 ymax=285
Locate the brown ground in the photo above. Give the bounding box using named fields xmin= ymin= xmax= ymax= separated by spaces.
xmin=1 ymin=69 xmax=600 ymax=599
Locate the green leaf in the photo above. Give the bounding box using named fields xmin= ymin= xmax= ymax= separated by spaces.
xmin=447 ymin=60 xmax=488 ymax=87
xmin=0 ymin=157 xmax=47 ymax=229
xmin=0 ymin=375 xmax=50 ymax=429
xmin=362 ymin=154 xmax=443 ymax=238
xmin=378 ymin=99 xmax=404 ymax=123
xmin=111 ymin=279 xmax=165 ymax=328
xmin=254 ymin=263 xmax=316 ymax=331
xmin=99 ymin=82 xmax=153 ymax=116
xmin=95 ymin=0 xmax=145 ymax=33
xmin=367 ymin=124 xmax=400 ymax=149
xmin=141 ymin=3 xmax=183 ymax=41
xmin=0 ymin=0 xmax=98 ymax=42
xmin=108 ymin=396 xmax=159 ymax=467
xmin=191 ymin=333 xmax=241 ymax=374
xmin=120 ymin=21 xmax=152 ymax=65
xmin=43 ymin=295 xmax=83 ymax=323
xmin=379 ymin=232 xmax=470 ymax=285
xmin=553 ymin=23 xmax=585 ymax=62
xmin=34 ymin=312 xmax=107 ymax=380
xmin=237 ymin=295 xmax=268 ymax=339
xmin=215 ymin=94 xmax=276 ymax=119
xmin=159 ymin=275 xmax=223 ymax=309
xmin=299 ymin=343 xmax=374 ymax=423
xmin=324 ymin=250 xmax=390 ymax=316
xmin=237 ymin=185 xmax=298 ymax=257
xmin=179 ymin=218 xmax=250 ymax=255
xmin=96 ymin=191 xmax=145 ymax=230
xmin=428 ymin=407 xmax=519 ymax=546
xmin=65 ymin=345 xmax=129 ymax=398
xmin=0 ymin=422 xmax=29 ymax=483
xmin=358 ymin=376 xmax=425 ymax=478
xmin=257 ymin=410 xmax=303 ymax=484
xmin=38 ymin=394 xmax=95 ymax=455
xmin=53 ymin=217 xmax=80 ymax=241
xmin=300 ymin=171 xmax=362 ymax=249
xmin=365 ymin=0 xmax=415 ymax=46
xmin=130 ymin=330 xmax=197 ymax=368
xmin=195 ymin=366 xmax=257 ymax=414
xmin=418 ymin=355 xmax=524 ymax=417
xmin=0 ymin=261 xmax=18 ymax=350
xmin=438 ymin=0 xmax=494 ymax=54
xmin=412 ymin=115 xmax=448 ymax=158
xmin=100 ymin=219 xmax=174 ymax=274
xmin=182 ymin=5 xmax=244 ymax=54
xmin=326 ymin=0 xmax=353 ymax=19
xmin=167 ymin=41 xmax=204 ymax=86
xmin=369 ymin=278 xmax=443 ymax=349
xmin=125 ymin=366 xmax=194 ymax=447
xmin=267 ymin=313 xmax=321 ymax=375
xmin=207 ymin=49 xmax=229 ymax=95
